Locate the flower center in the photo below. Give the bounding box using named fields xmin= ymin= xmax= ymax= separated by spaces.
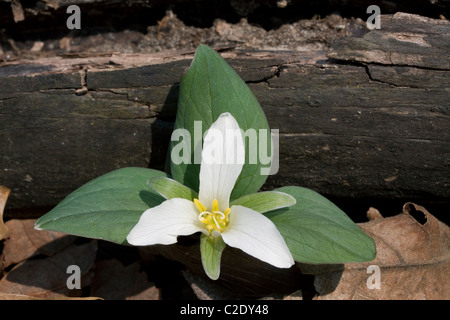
xmin=194 ymin=198 xmax=230 ymax=234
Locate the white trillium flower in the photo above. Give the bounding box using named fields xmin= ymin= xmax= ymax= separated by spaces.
xmin=127 ymin=112 xmax=294 ymax=276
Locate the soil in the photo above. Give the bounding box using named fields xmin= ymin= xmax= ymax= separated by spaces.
xmin=1 ymin=0 xmax=448 ymax=62
xmin=1 ymin=9 xmax=367 ymax=62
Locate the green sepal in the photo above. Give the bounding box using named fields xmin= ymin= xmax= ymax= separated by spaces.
xmin=200 ymin=233 xmax=227 ymax=280
xmin=147 ymin=176 xmax=198 ymax=201
xmin=230 ymin=191 xmax=296 ymax=214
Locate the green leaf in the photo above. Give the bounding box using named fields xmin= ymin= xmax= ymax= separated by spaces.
xmin=265 ymin=186 xmax=376 ymax=264
xmin=200 ymin=233 xmax=226 ymax=280
xmin=230 ymin=191 xmax=296 ymax=214
xmin=170 ymin=44 xmax=272 ymax=201
xmin=147 ymin=176 xmax=198 ymax=201
xmin=34 ymin=167 xmax=167 ymax=245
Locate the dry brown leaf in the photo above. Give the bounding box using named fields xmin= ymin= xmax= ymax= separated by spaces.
xmin=90 ymin=259 xmax=159 ymax=300
xmin=0 ymin=240 xmax=97 ymax=299
xmin=2 ymin=219 xmax=77 ymax=269
xmin=0 ymin=186 xmax=10 ymax=240
xmin=314 ymin=203 xmax=450 ymax=300
xmin=140 ymin=202 xmax=448 ymax=300
xmin=366 ymin=207 xmax=383 ymax=220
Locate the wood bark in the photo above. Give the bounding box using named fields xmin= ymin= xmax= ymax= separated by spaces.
xmin=0 ymin=13 xmax=449 ymax=215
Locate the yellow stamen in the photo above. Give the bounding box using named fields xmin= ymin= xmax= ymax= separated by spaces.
xmin=194 ymin=198 xmax=230 ymax=234
xmin=194 ymin=198 xmax=206 ymax=213
xmin=212 ymin=199 xmax=219 ymax=212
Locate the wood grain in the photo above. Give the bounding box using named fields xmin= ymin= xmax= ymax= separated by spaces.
xmin=1 ymin=13 xmax=449 ymax=214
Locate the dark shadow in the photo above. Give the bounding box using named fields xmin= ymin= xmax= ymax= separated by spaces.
xmin=2 ymin=234 xmax=198 ymax=299
xmin=1 ymin=0 xmax=447 ymax=46
xmin=403 ymin=203 xmax=427 ymax=225
xmin=3 ymin=237 xmax=96 ymax=297
xmin=142 ymin=255 xmax=199 ymax=300
xmin=1 ymin=2 xmax=167 ymax=41
xmin=172 ymin=1 xmax=240 ymax=28
xmin=150 ymin=235 xmax=324 ymax=300
xmin=3 ymin=224 xmax=344 ymax=299
xmin=149 ymin=84 xmax=202 ymax=190
xmin=296 ymin=262 xmax=345 ymax=297
xmin=218 ymin=246 xmax=342 ymax=299
xmin=139 ymin=190 xmax=166 ymax=209
xmin=148 ymin=84 xmax=178 ymax=175
xmin=171 ymin=0 xmax=448 ymax=30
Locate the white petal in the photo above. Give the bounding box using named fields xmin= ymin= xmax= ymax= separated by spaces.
xmin=221 ymin=205 xmax=294 ymax=268
xmin=199 ymin=113 xmax=245 ymax=210
xmin=126 ymin=198 xmax=205 ymax=246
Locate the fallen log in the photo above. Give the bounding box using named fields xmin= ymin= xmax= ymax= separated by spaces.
xmin=0 ymin=13 xmax=448 ymax=219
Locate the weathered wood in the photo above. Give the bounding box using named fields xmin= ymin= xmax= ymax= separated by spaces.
xmin=1 ymin=13 xmax=449 ymax=216
xmin=1 ymin=0 xmax=448 ymax=26
xmin=328 ymin=13 xmax=450 ymax=70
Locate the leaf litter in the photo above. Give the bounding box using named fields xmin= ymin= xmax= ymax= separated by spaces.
xmin=0 ymin=185 xmax=448 ymax=299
